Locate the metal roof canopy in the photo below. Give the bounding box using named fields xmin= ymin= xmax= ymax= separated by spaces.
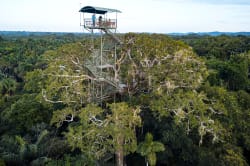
xmin=79 ymin=6 xmax=122 ymax=14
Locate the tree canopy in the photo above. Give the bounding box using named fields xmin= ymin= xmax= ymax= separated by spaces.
xmin=0 ymin=33 xmax=249 ymax=165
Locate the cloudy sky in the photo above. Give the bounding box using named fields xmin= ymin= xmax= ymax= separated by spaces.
xmin=0 ymin=0 xmax=250 ymax=33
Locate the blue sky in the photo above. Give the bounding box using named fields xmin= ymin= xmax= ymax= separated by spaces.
xmin=0 ymin=0 xmax=250 ymax=33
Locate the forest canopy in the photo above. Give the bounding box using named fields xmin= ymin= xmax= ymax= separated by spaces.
xmin=0 ymin=33 xmax=249 ymax=166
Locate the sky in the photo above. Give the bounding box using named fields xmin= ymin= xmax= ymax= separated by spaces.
xmin=0 ymin=0 xmax=250 ymax=33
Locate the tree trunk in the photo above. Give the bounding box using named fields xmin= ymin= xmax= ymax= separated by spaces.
xmin=145 ymin=158 xmax=149 ymax=166
xmin=115 ymin=148 xmax=124 ymax=166
xmin=115 ymin=135 xmax=124 ymax=166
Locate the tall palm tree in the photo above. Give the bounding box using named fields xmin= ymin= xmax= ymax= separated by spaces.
xmin=137 ymin=133 xmax=165 ymax=166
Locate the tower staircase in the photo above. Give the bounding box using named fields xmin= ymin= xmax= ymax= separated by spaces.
xmin=102 ymin=28 xmax=123 ymax=45
xmin=84 ymin=48 xmax=121 ymax=102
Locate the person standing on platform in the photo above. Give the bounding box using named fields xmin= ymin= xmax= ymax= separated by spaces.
xmin=99 ymin=15 xmax=103 ymax=27
xmin=92 ymin=14 xmax=96 ymax=27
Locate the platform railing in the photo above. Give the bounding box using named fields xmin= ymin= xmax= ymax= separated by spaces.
xmin=84 ymin=18 xmax=117 ymax=29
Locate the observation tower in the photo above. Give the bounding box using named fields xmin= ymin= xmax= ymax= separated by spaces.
xmin=79 ymin=6 xmax=123 ymax=103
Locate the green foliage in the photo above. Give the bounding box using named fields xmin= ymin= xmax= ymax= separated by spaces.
xmin=45 ymin=154 xmax=95 ymax=166
xmin=206 ymin=52 xmax=250 ymax=91
xmin=1 ymin=94 xmax=51 ymax=132
xmin=0 ymin=78 xmax=17 ymax=97
xmin=158 ymin=120 xmax=198 ymax=165
xmin=64 ymin=104 xmax=108 ymax=159
xmin=24 ymin=69 xmax=45 ymax=93
xmin=221 ymin=148 xmax=248 ymax=166
xmin=63 ymin=103 xmax=141 ymax=162
xmin=176 ymin=35 xmax=250 ymax=60
xmin=121 ymin=33 xmax=207 ymax=96
xmin=51 ymin=108 xmax=74 ymax=128
xmin=150 ymin=89 xmax=226 ymax=145
xmin=107 ymin=102 xmax=141 ymax=154
xmin=1 ymin=33 xmax=250 ymax=165
xmin=137 ymin=133 xmax=165 ymax=166
xmin=40 ymin=42 xmax=92 ymax=107
xmin=0 ymin=130 xmax=50 ymax=166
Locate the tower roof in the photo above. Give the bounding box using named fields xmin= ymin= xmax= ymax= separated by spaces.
xmin=79 ymin=6 xmax=122 ymax=14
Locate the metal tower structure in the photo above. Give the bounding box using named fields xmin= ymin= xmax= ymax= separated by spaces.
xmin=79 ymin=6 xmax=123 ymax=103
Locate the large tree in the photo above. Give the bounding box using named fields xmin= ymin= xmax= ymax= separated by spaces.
xmin=39 ymin=33 xmax=228 ymax=165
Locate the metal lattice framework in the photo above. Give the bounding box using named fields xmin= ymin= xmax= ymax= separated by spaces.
xmin=79 ymin=6 xmax=123 ymax=102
